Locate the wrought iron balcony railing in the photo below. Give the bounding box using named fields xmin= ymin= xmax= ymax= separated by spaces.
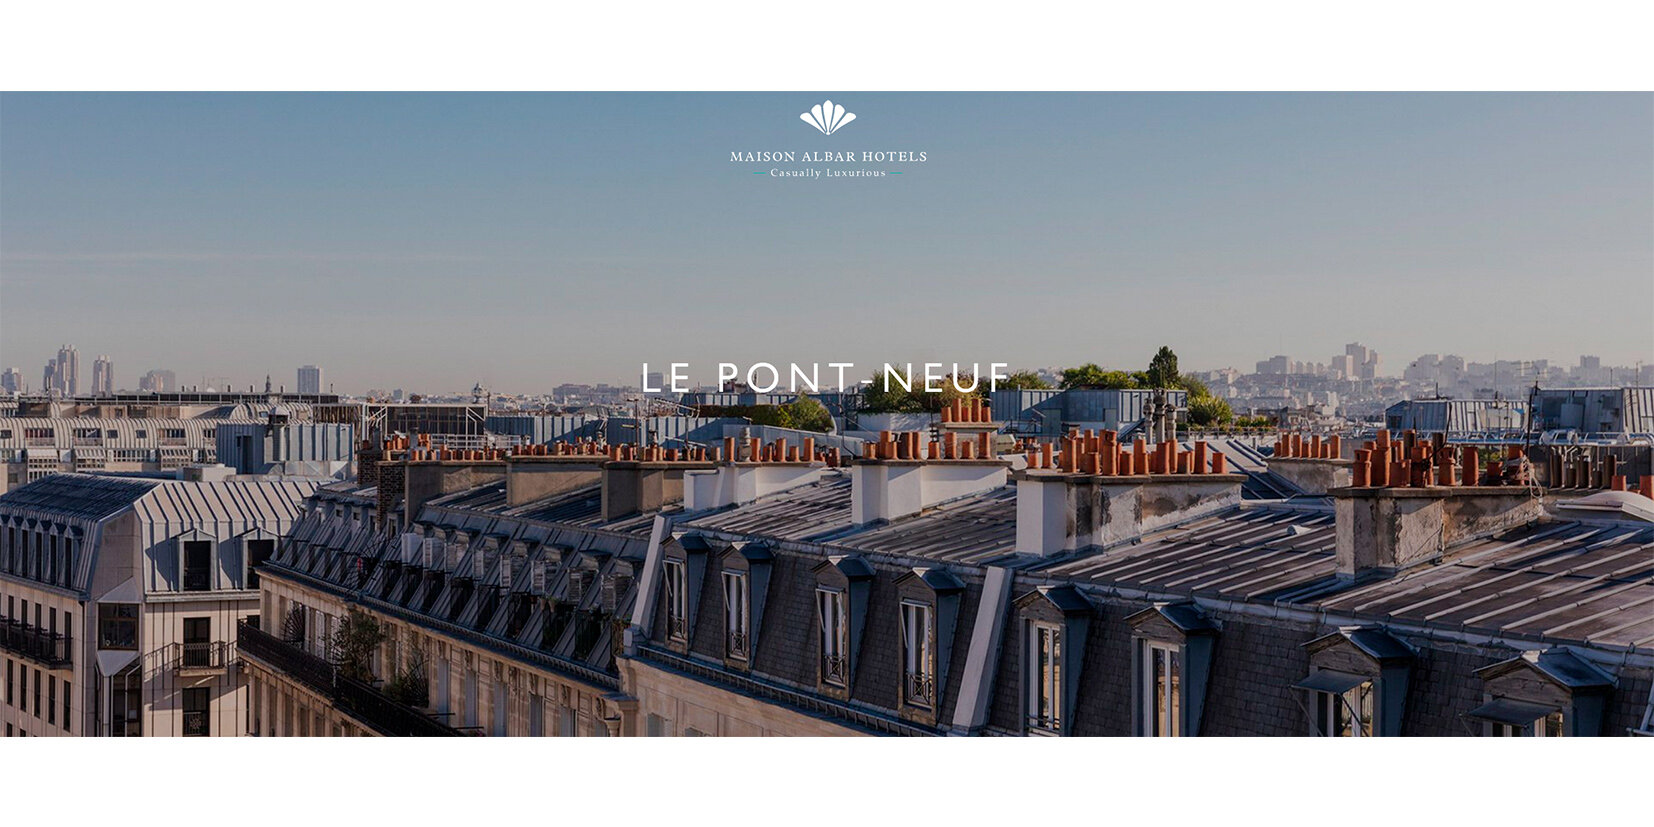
xmin=822 ymin=653 xmax=848 ymax=687
xmin=0 ymin=618 xmax=72 ymax=667
xmin=903 ymin=671 xmax=935 ymax=708
xmin=237 ymin=622 xmax=459 ymax=737
xmin=726 ymin=629 xmax=749 ymax=660
xmin=170 ymin=640 xmax=234 ymax=673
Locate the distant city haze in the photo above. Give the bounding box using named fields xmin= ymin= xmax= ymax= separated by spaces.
xmin=1 ymin=92 xmax=1650 ymax=394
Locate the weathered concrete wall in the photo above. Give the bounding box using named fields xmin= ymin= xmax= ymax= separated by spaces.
xmin=1334 ymin=488 xmax=1541 ymax=576
xmin=505 ymin=458 xmax=604 ymax=506
xmin=404 ymin=461 xmax=506 ymax=520
xmin=1017 ymin=473 xmax=1246 ymax=554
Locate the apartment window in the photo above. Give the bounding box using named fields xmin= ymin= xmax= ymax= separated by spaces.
xmin=663 ymin=560 xmax=688 ymax=642
xmin=528 ymin=694 xmax=544 ymax=737
xmin=5 ymin=659 xmax=11 ymax=706
xmin=62 ymin=680 xmax=70 ymax=733
xmin=18 ymin=664 xmax=27 ymax=713
xmin=1316 ymin=680 xmax=1374 ymax=737
xmin=492 ymin=681 xmax=508 ymax=736
xmin=183 ymin=617 xmax=211 ymax=667
xmin=33 ymin=668 xmax=42 ymax=718
xmin=464 ymin=669 xmax=479 ymax=729
xmin=900 ymin=601 xmax=936 ymax=709
xmin=182 ymin=540 xmax=212 ymax=591
xmin=99 ymin=603 xmax=138 ymax=649
xmin=646 ymin=713 xmax=667 ymax=737
xmin=1136 ymin=640 xmax=1182 ymax=737
xmin=722 ymin=571 xmax=749 ymax=661
xmin=1026 ymin=622 xmax=1062 ymax=734
xmin=111 ymin=669 xmax=142 ymax=736
xmin=245 ymin=538 xmax=275 ymax=589
xmin=47 ymin=676 xmax=56 ymax=725
xmin=1488 ymin=711 xmax=1565 ymax=737
xmin=182 ymin=688 xmax=210 ymax=736
xmin=816 ymin=588 xmax=848 ymax=688
xmin=162 ymin=428 xmax=186 ymax=440
xmin=559 ymin=705 xmax=578 ymax=737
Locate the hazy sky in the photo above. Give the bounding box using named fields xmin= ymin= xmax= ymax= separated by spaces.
xmin=2 ymin=92 xmax=1649 ymax=393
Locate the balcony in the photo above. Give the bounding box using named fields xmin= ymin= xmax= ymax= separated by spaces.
xmin=0 ymin=619 xmax=72 ymax=668
xmin=237 ymin=622 xmax=459 ymax=737
xmin=170 ymin=641 xmax=235 ymax=676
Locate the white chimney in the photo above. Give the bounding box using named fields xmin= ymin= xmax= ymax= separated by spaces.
xmin=684 ymin=463 xmax=829 ymax=511
xmin=851 ymin=459 xmax=1009 ymax=526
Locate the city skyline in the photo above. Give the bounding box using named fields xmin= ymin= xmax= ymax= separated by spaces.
xmin=1 ymin=339 xmax=1648 ymax=397
xmin=2 ymin=93 xmax=1651 ymax=391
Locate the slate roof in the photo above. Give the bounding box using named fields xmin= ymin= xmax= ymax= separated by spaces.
xmin=1317 ymin=520 xmax=1654 ymax=651
xmin=831 ymin=486 xmax=1019 ymax=565
xmin=686 ymin=474 xmax=854 ymax=541
xmin=1029 ymin=505 xmax=1340 ymax=600
xmin=0 ymin=473 xmax=160 ymax=522
xmin=426 ymin=481 xmax=659 ymax=537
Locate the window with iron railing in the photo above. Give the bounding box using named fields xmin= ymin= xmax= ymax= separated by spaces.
xmin=722 ymin=571 xmax=749 ymax=661
xmin=900 ymin=601 xmax=935 ymax=709
xmin=182 ymin=618 xmax=211 ymax=667
xmin=182 ymin=687 xmax=209 ymax=736
xmin=816 ymin=588 xmax=848 ymax=688
xmin=1027 ymin=622 xmax=1062 ymax=734
xmin=663 ymin=560 xmax=688 ymax=642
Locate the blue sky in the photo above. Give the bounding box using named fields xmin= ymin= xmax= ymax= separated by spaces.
xmin=1 ymin=93 xmax=1649 ymax=393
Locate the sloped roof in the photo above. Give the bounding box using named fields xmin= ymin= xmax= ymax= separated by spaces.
xmin=1318 ymin=520 xmax=1654 ymax=650
xmin=0 ymin=473 xmax=160 ymax=522
xmin=1030 ymin=506 xmax=1339 ymax=600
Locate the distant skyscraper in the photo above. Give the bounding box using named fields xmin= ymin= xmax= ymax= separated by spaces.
xmin=0 ymin=368 xmax=22 ymax=394
xmin=92 ymin=355 xmax=115 ymax=395
xmin=1345 ymin=342 xmax=1379 ymax=380
xmin=43 ymin=361 xmax=58 ymax=396
xmin=55 ymin=344 xmax=80 ymax=395
xmin=298 ymin=365 xmax=324 ymax=394
xmin=139 ymin=369 xmax=177 ymax=393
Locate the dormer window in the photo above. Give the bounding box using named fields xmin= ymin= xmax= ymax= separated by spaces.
xmin=1127 ymin=602 xmax=1220 ymax=738
xmin=1137 ymin=640 xmax=1182 ymax=737
xmin=1487 ymin=708 xmax=1565 ymax=737
xmin=900 ymin=600 xmax=935 ymax=708
xmin=1296 ymin=627 xmax=1413 ymax=737
xmin=1015 ymin=585 xmax=1092 ymax=736
xmin=1315 ymin=678 xmax=1374 ymax=737
xmin=722 ymin=571 xmax=749 ymax=661
xmin=1027 ymin=622 xmax=1062 ymax=734
xmin=663 ymin=560 xmax=688 ymax=643
xmin=893 ymin=567 xmax=964 ymax=720
xmin=1469 ymin=649 xmax=1614 ymax=737
xmin=816 ymin=588 xmax=848 ymax=688
xmin=657 ymin=532 xmax=715 ymax=654
xmin=811 ymin=554 xmax=874 ymax=695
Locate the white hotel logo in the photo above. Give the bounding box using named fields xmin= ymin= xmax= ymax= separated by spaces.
xmin=800 ymin=99 xmax=856 ymax=135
